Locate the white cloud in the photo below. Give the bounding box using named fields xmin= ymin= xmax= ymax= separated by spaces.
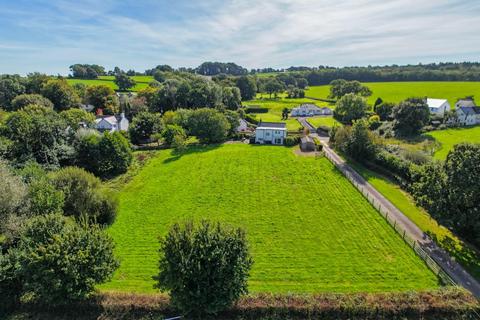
xmin=1 ymin=0 xmax=479 ymax=74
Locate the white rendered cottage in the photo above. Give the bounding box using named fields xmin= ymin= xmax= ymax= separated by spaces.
xmin=456 ymin=107 xmax=480 ymax=126
xmin=255 ymin=122 xmax=287 ymax=145
xmin=426 ymin=98 xmax=450 ymax=116
xmin=95 ymin=113 xmax=129 ymax=132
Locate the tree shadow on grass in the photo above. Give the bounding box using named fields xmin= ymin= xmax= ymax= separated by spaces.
xmin=162 ymin=144 xmax=223 ymax=164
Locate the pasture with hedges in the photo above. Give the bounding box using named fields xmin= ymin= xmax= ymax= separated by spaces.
xmin=102 ymin=144 xmax=439 ymax=293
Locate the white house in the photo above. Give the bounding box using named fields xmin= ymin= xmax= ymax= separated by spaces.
xmin=455 ymin=98 xmax=476 ymax=109
xmin=426 ymin=98 xmax=450 ymax=116
xmin=291 ymin=104 xmax=332 ymax=117
xmin=236 ymin=119 xmax=249 ymax=132
xmin=456 ymin=107 xmax=480 ymax=126
xmin=95 ymin=113 xmax=129 ymax=132
xmin=254 ymin=122 xmax=287 ymax=145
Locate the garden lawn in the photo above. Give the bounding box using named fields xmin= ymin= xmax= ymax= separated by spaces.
xmin=426 ymin=126 xmax=480 ymax=160
xmin=307 ymin=116 xmax=340 ymax=129
xmin=306 ymin=82 xmax=480 ymax=107
xmin=244 ymin=96 xmax=332 ymax=130
xmin=102 ymin=144 xmax=439 ymax=293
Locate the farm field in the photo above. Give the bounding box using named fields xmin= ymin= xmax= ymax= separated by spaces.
xmin=244 ymin=95 xmax=332 ymax=130
xmin=102 ymin=144 xmax=439 ymax=293
xmin=66 ymin=75 xmax=154 ymax=92
xmin=306 ymin=82 xmax=480 ymax=107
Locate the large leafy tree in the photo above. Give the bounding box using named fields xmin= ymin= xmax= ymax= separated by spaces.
xmin=3 ymin=105 xmax=74 ymax=167
xmin=25 ymin=72 xmax=51 ymax=94
xmin=263 ymin=78 xmax=284 ymax=98
xmin=60 ymin=108 xmax=96 ymax=131
xmin=11 ymin=94 xmax=54 ymax=111
xmin=129 ymin=112 xmax=163 ymax=144
xmin=444 ymin=143 xmax=480 ymax=245
xmin=85 ymin=85 xmax=117 ymax=111
xmin=333 ymin=93 xmax=368 ymax=124
xmin=329 ymin=79 xmax=372 ymax=99
xmin=41 ymin=79 xmax=80 ymax=111
xmin=345 ymin=119 xmax=377 ymax=160
xmin=222 ymin=86 xmax=242 ymax=110
xmin=0 ymin=76 xmax=26 ymax=109
xmin=235 ymin=76 xmax=257 ymax=100
xmin=114 ymin=72 xmax=136 ymax=91
xmin=392 ymin=97 xmax=430 ymax=136
xmin=187 ymin=108 xmax=230 ymax=143
xmin=374 ymin=101 xmax=395 ymax=121
xmin=155 ymin=220 xmax=253 ymax=316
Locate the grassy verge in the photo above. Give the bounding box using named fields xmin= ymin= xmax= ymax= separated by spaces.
xmin=349 ymin=160 xmax=480 ymax=280
xmin=2 ymin=288 xmax=477 ymax=320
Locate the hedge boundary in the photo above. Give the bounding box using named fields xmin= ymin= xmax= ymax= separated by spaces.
xmin=2 ymin=288 xmax=479 ymax=320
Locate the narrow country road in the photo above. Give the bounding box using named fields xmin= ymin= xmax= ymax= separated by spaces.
xmin=298 ymin=117 xmax=480 ymax=298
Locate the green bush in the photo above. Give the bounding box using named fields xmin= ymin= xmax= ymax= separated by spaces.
xmin=129 ymin=112 xmax=163 ymax=145
xmin=0 ymin=249 xmax=22 ymax=308
xmin=74 ymin=130 xmax=133 ymax=177
xmin=162 ymin=124 xmax=186 ymax=146
xmin=244 ymin=113 xmax=259 ymax=125
xmin=245 ymin=106 xmax=268 ymax=114
xmin=51 ymin=167 xmax=118 ymax=224
xmin=186 ymin=108 xmax=230 ymax=143
xmin=15 ymin=214 xmax=119 ymax=305
xmin=11 ymin=94 xmax=54 ymax=111
xmin=155 ymin=220 xmax=253 ymax=316
xmin=284 ymin=136 xmax=299 ymax=146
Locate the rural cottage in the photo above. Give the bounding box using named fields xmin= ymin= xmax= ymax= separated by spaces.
xmin=254 ymin=122 xmax=287 ymax=145
xmin=291 ymin=104 xmax=332 ymax=117
xmin=95 ymin=113 xmax=130 ymax=132
xmin=426 ymin=98 xmax=450 ymax=116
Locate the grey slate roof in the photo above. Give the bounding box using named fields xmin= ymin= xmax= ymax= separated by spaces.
xmin=257 ymin=122 xmax=287 ymax=129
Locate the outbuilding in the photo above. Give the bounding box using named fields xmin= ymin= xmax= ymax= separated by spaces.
xmin=300 ymin=136 xmax=316 ymax=152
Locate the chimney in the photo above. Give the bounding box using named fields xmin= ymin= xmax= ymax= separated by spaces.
xmin=96 ymin=108 xmax=103 ymax=116
xmin=120 ymin=112 xmax=125 ymax=119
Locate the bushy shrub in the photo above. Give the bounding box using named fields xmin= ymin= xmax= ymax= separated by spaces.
xmin=244 ymin=113 xmax=259 ymax=125
xmin=245 ymin=106 xmax=268 ymax=114
xmin=11 ymin=94 xmax=53 ymax=110
xmin=27 ymin=178 xmax=64 ymax=216
xmin=15 ymin=214 xmax=119 ymax=305
xmin=284 ymin=135 xmax=299 ymax=146
xmin=51 ymin=167 xmax=118 ymax=224
xmin=75 ymin=130 xmax=132 ymax=177
xmin=129 ymin=112 xmax=163 ymax=145
xmin=155 ymin=220 xmax=253 ymax=316
xmin=162 ymin=124 xmax=186 ymax=146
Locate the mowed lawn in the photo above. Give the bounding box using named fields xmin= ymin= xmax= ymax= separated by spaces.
xmin=102 ymin=144 xmax=439 ymax=293
xmin=426 ymin=126 xmax=480 ymax=159
xmin=306 ymin=82 xmax=480 ymax=107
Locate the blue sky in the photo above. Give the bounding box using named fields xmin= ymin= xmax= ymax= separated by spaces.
xmin=1 ymin=0 xmax=480 ymax=75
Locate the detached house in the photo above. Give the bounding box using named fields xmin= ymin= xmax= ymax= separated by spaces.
xmin=426 ymin=98 xmax=450 ymax=116
xmin=455 ymin=98 xmax=476 ymax=109
xmin=456 ymin=107 xmax=480 ymax=126
xmin=95 ymin=113 xmax=129 ymax=132
xmin=254 ymin=122 xmax=287 ymax=145
xmin=291 ymin=104 xmax=332 ymax=117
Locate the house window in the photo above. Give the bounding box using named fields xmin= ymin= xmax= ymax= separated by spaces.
xmin=265 ymin=132 xmax=270 ymax=136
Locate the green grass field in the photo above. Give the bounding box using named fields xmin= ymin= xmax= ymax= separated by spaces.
xmin=426 ymin=126 xmax=480 ymax=160
xmin=307 ymin=116 xmax=340 ymax=129
xmin=66 ymin=75 xmax=154 ymax=92
xmin=102 ymin=144 xmax=439 ymax=293
xmin=306 ymin=82 xmax=480 ymax=107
